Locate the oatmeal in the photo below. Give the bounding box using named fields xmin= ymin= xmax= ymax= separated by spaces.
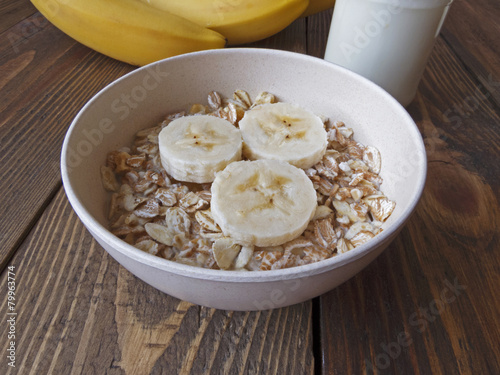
xmin=101 ymin=90 xmax=396 ymax=271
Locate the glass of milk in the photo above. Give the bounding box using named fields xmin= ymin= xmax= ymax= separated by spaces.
xmin=324 ymin=0 xmax=453 ymax=106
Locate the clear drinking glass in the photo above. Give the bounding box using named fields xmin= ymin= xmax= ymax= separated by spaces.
xmin=324 ymin=0 xmax=453 ymax=106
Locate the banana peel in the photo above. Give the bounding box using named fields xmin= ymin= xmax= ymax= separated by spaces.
xmin=301 ymin=0 xmax=336 ymax=17
xmin=31 ymin=0 xmax=335 ymax=66
xmin=138 ymin=0 xmax=309 ymax=45
xmin=30 ymin=0 xmax=226 ymax=66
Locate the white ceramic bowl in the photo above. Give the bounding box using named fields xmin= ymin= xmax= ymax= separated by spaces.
xmin=61 ymin=48 xmax=426 ymax=311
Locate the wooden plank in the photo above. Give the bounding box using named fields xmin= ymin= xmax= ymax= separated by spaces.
xmin=306 ymin=9 xmax=333 ymax=59
xmin=318 ymin=18 xmax=500 ymax=375
xmin=0 ymin=0 xmax=37 ymax=34
xmin=0 ymin=187 xmax=315 ymax=374
xmin=0 ymin=13 xmax=134 ymax=270
xmin=441 ymin=0 xmax=500 ymax=81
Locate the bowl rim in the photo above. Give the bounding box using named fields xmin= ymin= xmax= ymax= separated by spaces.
xmin=61 ymin=47 xmax=427 ymax=283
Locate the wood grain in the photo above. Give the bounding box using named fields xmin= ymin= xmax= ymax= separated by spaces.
xmin=306 ymin=9 xmax=333 ymax=59
xmin=0 ymin=13 xmax=134 ymax=270
xmin=318 ymin=1 xmax=500 ymax=373
xmin=442 ymin=0 xmax=500 ymax=81
xmin=0 ymin=0 xmax=36 ymax=34
xmin=0 ymin=188 xmax=315 ymax=374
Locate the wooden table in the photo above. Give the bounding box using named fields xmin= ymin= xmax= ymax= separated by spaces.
xmin=1 ymin=0 xmax=499 ymax=373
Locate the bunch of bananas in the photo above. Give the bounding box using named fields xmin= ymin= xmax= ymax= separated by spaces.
xmin=30 ymin=0 xmax=335 ymax=66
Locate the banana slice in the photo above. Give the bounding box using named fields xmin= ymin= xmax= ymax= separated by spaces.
xmin=158 ymin=115 xmax=242 ymax=183
xmin=211 ymin=159 xmax=317 ymax=247
xmin=239 ymin=102 xmax=328 ymax=169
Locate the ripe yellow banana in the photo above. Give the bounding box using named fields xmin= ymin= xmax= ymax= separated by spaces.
xmin=301 ymin=0 xmax=336 ymax=17
xmin=138 ymin=0 xmax=309 ymax=45
xmin=30 ymin=0 xmax=226 ymax=66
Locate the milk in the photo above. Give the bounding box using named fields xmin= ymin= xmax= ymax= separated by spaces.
xmin=324 ymin=0 xmax=453 ymax=106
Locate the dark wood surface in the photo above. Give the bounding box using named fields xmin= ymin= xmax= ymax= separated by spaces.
xmin=0 ymin=0 xmax=498 ymax=374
